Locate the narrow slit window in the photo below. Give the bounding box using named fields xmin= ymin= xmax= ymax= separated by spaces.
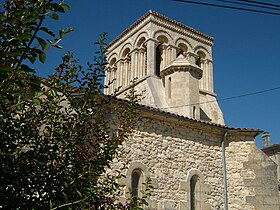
xmin=131 ymin=169 xmax=142 ymax=197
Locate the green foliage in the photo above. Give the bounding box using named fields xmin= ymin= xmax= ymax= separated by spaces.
xmin=0 ymin=0 xmax=149 ymax=209
xmin=126 ymin=178 xmax=154 ymax=210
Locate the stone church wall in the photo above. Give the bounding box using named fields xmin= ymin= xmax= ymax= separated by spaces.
xmin=226 ymin=141 xmax=279 ymax=210
xmin=110 ymin=111 xmax=279 ymax=210
xmin=114 ymin=114 xmax=225 ymax=209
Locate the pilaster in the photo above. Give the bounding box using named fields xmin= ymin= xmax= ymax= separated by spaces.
xmin=145 ymin=38 xmax=158 ymax=76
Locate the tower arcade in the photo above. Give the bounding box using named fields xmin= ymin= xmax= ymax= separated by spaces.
xmin=105 ymin=10 xmax=224 ymax=125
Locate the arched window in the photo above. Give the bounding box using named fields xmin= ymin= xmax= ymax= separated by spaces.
xmin=186 ymin=169 xmax=206 ymax=210
xmin=123 ymin=162 xmax=150 ymax=201
xmin=135 ymin=37 xmax=147 ymax=79
xmin=190 ymin=175 xmax=202 ymax=210
xmin=156 ymin=44 xmax=162 ymax=77
xmin=196 ymin=51 xmax=206 ymax=67
xmin=121 ymin=48 xmax=131 ymax=88
xmin=108 ymin=58 xmax=117 ymax=94
xmin=156 ymin=35 xmax=169 ymax=77
xmin=177 ymin=43 xmax=188 ymax=57
xmin=131 ymin=169 xmax=142 ymax=197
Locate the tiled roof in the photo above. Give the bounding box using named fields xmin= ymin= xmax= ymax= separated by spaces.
xmin=262 ymin=144 xmax=280 ymax=152
xmin=112 ymin=96 xmax=262 ymax=135
xmin=106 ymin=10 xmax=214 ymax=49
xmin=37 ymin=77 xmax=262 ymax=135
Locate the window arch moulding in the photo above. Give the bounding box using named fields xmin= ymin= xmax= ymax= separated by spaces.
xmin=154 ymin=30 xmax=173 ymax=45
xmin=175 ymin=38 xmax=193 ymax=51
xmin=133 ymin=32 xmax=149 ymax=48
xmin=193 ymin=45 xmax=211 ymax=60
xmin=179 ymin=169 xmax=210 ymax=210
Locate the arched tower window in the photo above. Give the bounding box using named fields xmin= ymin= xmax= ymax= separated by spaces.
xmin=196 ymin=51 xmax=206 ymax=67
xmin=136 ymin=37 xmax=146 ymax=48
xmin=177 ymin=43 xmax=188 ymax=57
xmin=155 ymin=35 xmax=169 ymax=77
xmin=135 ymin=37 xmax=147 ymax=79
xmin=121 ymin=48 xmax=131 ymax=88
xmin=156 ymin=44 xmax=162 ymax=77
xmin=108 ymin=58 xmax=117 ymax=94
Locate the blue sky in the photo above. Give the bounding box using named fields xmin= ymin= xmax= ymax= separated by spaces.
xmin=33 ymin=0 xmax=280 ymax=147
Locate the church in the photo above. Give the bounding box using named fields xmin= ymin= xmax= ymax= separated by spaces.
xmin=104 ymin=10 xmax=279 ymax=210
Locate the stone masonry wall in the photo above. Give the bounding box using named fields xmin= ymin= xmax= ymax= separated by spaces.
xmin=225 ymin=138 xmax=279 ymax=210
xmin=113 ymin=115 xmax=226 ymax=209
xmin=111 ymin=112 xmax=279 ymax=209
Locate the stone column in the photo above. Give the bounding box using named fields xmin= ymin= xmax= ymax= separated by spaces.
xmin=139 ymin=48 xmax=146 ymax=77
xmin=119 ymin=61 xmax=123 ymax=89
xmin=127 ymin=59 xmax=131 ymax=85
xmin=115 ymin=61 xmax=120 ymax=89
xmin=145 ymin=38 xmax=158 ymax=76
xmin=112 ymin=67 xmax=116 ymax=93
xmin=104 ymin=69 xmax=109 ymax=94
xmin=139 ymin=50 xmax=143 ymax=78
xmin=130 ymin=51 xmax=136 ymax=81
xmin=207 ymin=59 xmax=214 ymax=92
xmin=124 ymin=60 xmax=128 ymax=87
xmin=162 ymin=44 xmax=167 ymax=68
xmin=202 ymin=58 xmax=206 ymax=90
xmin=186 ymin=52 xmax=197 ymax=65
xmin=170 ymin=45 xmax=177 ymax=63
xmin=166 ymin=45 xmax=175 ymax=66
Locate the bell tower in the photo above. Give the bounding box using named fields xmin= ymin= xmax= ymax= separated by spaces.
xmin=105 ymin=10 xmax=224 ymax=125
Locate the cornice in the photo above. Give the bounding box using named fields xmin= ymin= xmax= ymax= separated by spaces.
xmin=106 ymin=10 xmax=214 ymax=50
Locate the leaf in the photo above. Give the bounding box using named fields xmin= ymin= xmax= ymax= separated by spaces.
xmin=20 ymin=64 xmax=35 ymax=73
xmin=50 ymin=3 xmax=65 ymax=13
xmin=65 ymin=27 xmax=74 ymax=35
xmin=48 ymin=13 xmax=59 ymax=20
xmin=49 ymin=200 xmax=53 ymax=209
xmin=59 ymin=29 xmax=65 ymax=38
xmin=20 ymin=34 xmax=33 ymax=40
xmin=8 ymin=48 xmax=25 ymax=57
xmin=40 ymin=27 xmax=55 ymax=37
xmin=16 ymin=104 xmax=23 ymax=110
xmin=27 ymin=55 xmax=36 ymax=64
xmin=76 ymin=190 xmax=82 ymax=198
xmin=39 ymin=52 xmax=46 ymax=63
xmin=33 ymin=98 xmax=41 ymax=105
xmin=51 ymin=89 xmax=57 ymax=97
xmin=37 ymin=37 xmax=48 ymax=50
xmin=0 ymin=67 xmax=13 ymax=72
xmin=60 ymin=3 xmax=70 ymax=11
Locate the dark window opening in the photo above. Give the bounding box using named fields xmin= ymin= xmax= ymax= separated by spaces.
xmin=167 ymin=77 xmax=171 ymax=99
xmin=131 ymin=170 xmax=141 ymax=197
xmin=190 ymin=175 xmax=199 ymax=210
xmin=193 ymin=106 xmax=196 ymax=118
xmin=177 ymin=50 xmax=183 ymax=57
xmin=196 ymin=57 xmax=202 ymax=67
xmin=156 ymin=44 xmax=162 ymax=77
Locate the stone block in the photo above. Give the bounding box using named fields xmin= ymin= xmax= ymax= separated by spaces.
xmin=163 ymin=200 xmax=175 ymax=210
xmin=179 ymin=180 xmax=188 ymax=191
xmin=179 ymin=200 xmax=188 ymax=210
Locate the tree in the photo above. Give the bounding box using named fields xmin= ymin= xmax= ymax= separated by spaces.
xmin=0 ymin=1 xmax=145 ymax=209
